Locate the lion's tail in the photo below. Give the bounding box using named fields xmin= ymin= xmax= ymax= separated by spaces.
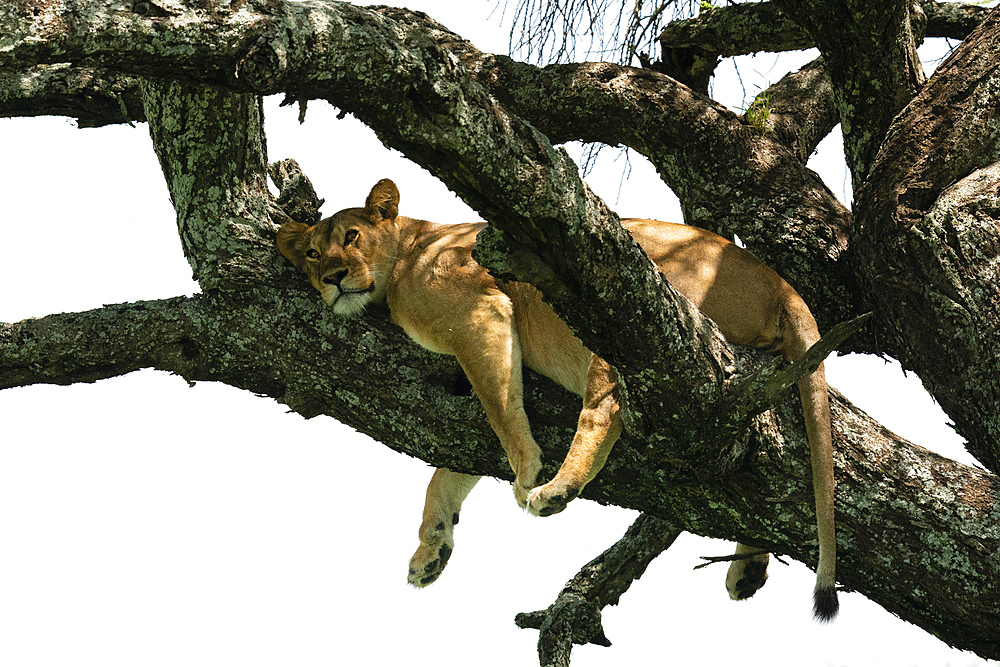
xmin=796 ymin=362 xmax=839 ymax=621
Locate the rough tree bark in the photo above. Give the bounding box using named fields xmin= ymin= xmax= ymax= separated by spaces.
xmin=1 ymin=0 xmax=998 ymax=663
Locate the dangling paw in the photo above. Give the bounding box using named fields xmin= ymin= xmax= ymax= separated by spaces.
xmin=726 ymin=549 xmax=770 ymax=600
xmin=407 ymin=515 xmax=457 ymax=587
xmin=525 ymin=481 xmax=579 ymax=517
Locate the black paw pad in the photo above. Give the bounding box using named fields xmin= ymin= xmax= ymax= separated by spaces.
xmin=537 ymin=487 xmax=578 ymax=516
xmin=732 ymin=561 xmax=768 ymax=599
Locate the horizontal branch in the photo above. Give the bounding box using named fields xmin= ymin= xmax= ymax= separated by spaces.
xmin=0 ymin=297 xmax=198 ymax=389
xmin=658 ymin=1 xmax=991 ymax=58
xmin=923 ymin=1 xmax=994 ymax=40
xmin=658 ymin=2 xmax=810 ymax=57
xmin=2 ymin=290 xmax=997 ymax=658
xmin=0 ymin=65 xmax=144 ymax=127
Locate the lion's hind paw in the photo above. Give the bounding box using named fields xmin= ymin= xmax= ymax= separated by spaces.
xmin=408 ymin=516 xmax=456 ymax=587
xmin=407 ymin=540 xmax=453 ymax=587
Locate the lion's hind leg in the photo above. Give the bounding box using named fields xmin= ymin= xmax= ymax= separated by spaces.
xmin=725 ymin=543 xmax=770 ymax=600
xmin=408 ymin=469 xmax=481 ymax=587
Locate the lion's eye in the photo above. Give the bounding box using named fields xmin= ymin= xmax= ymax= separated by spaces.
xmin=305 ymin=249 xmax=320 ymax=259
xmin=344 ymin=229 xmax=359 ymax=246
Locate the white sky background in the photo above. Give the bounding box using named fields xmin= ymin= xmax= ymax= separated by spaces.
xmin=0 ymin=1 xmax=996 ymax=666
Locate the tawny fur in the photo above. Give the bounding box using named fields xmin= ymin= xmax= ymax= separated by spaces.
xmin=277 ymin=179 xmax=839 ymax=620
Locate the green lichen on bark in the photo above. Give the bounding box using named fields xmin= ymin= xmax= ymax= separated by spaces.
xmin=140 ymin=80 xmax=276 ymax=290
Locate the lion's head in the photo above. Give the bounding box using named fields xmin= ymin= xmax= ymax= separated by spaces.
xmin=277 ymin=179 xmax=401 ymax=316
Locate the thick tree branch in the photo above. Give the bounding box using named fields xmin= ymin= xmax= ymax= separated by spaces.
xmin=923 ymin=1 xmax=993 ymax=40
xmin=2 ymin=293 xmax=998 ymax=658
xmin=0 ymin=64 xmax=144 ymax=126
xmin=852 ymin=12 xmax=1000 ymax=474
xmin=0 ymin=0 xmax=810 ymax=475
xmin=140 ymin=79 xmax=276 ymax=290
xmin=476 ymin=55 xmax=855 ymax=334
xmin=760 ymin=56 xmax=837 ymax=163
xmin=658 ymin=2 xmax=810 ymax=57
xmin=774 ymin=0 xmax=926 ymax=187
xmin=657 ymin=1 xmax=990 ymax=58
xmin=0 ymin=1 xmax=857 ymax=335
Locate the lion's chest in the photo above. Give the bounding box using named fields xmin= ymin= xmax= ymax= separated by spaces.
xmin=394 ymin=313 xmax=455 ymax=355
xmin=385 ymin=285 xmax=461 ymax=357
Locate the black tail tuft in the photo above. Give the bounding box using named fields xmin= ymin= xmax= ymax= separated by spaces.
xmin=813 ymin=585 xmax=840 ymax=622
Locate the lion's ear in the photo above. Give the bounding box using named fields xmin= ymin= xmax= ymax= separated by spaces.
xmin=276 ymin=221 xmax=313 ymax=269
xmin=364 ymin=178 xmax=399 ymax=222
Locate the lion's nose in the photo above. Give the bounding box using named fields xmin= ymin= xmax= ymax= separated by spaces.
xmin=322 ymin=269 xmax=348 ymax=286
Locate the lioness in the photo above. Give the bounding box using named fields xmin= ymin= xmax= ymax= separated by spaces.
xmin=277 ymin=179 xmax=839 ymax=620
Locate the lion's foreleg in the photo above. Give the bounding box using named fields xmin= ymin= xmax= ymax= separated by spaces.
xmin=526 ymin=355 xmax=622 ymax=517
xmin=408 ymin=468 xmax=481 ymax=587
xmin=452 ymin=299 xmax=543 ymax=508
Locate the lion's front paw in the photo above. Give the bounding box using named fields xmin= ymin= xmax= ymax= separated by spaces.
xmin=513 ymin=478 xmax=531 ymax=509
xmin=512 ymin=464 xmax=542 ymax=509
xmin=526 ymin=482 xmax=579 ymax=517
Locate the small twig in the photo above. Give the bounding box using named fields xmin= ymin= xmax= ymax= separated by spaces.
xmin=694 ymin=549 xmax=790 ymax=570
xmin=734 ymin=312 xmax=873 ymax=418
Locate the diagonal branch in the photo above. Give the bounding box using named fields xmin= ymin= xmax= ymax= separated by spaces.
xmin=0 ymin=0 xmax=782 ymax=473
xmin=734 ymin=312 xmax=872 ymax=418
xmin=0 ymin=0 xmax=857 ymax=337
xmin=476 ymin=55 xmax=855 ymax=334
xmin=514 ymin=514 xmax=682 ymax=666
xmin=759 ymin=56 xmax=837 ymax=163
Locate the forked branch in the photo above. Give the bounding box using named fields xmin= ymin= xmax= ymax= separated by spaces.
xmin=515 ymin=514 xmax=682 ymax=666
